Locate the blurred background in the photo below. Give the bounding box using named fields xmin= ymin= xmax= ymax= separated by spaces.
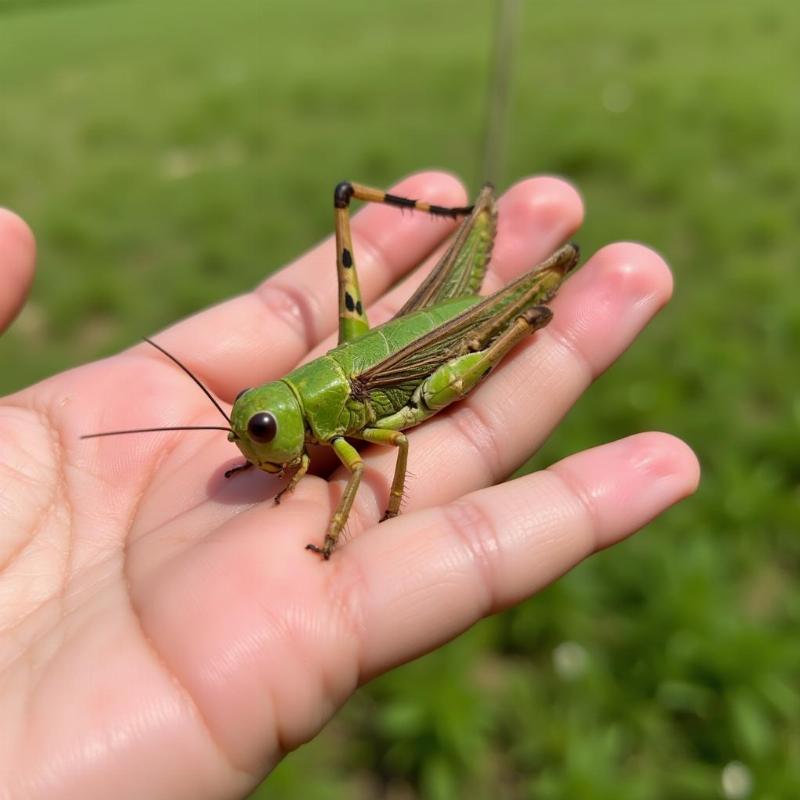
xmin=1 ymin=0 xmax=798 ymax=797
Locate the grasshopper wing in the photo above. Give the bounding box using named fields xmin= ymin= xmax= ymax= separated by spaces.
xmin=390 ymin=184 xmax=497 ymax=319
xmin=355 ymin=243 xmax=579 ymax=392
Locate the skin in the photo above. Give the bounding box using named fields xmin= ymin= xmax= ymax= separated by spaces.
xmin=0 ymin=173 xmax=700 ymax=800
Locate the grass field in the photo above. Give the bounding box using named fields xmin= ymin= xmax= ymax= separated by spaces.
xmin=1 ymin=1 xmax=798 ymax=797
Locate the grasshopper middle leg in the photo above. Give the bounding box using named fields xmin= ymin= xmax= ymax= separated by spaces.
xmin=306 ymin=437 xmax=364 ymax=560
xmin=359 ymin=428 xmax=409 ymax=522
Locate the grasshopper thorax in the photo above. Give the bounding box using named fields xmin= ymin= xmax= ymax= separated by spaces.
xmin=229 ymin=381 xmax=305 ymax=472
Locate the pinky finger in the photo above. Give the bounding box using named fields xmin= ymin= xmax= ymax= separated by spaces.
xmin=0 ymin=210 xmax=36 ymax=335
xmin=346 ymin=432 xmax=700 ymax=679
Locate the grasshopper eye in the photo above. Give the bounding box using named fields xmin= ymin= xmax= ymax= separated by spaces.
xmin=247 ymin=412 xmax=277 ymax=443
xmin=235 ymin=387 xmax=252 ymax=403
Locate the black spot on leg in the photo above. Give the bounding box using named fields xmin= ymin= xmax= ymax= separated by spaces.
xmin=345 ymin=292 xmax=356 ymax=312
xmin=355 ymin=300 xmax=363 ymax=316
xmin=341 ymin=248 xmax=352 ymax=267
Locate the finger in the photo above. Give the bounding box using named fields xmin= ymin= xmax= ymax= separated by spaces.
xmin=149 ymin=172 xmax=467 ymax=399
xmin=346 ymin=432 xmax=700 ymax=679
xmin=342 ymin=242 xmax=673 ymax=519
xmin=0 ymin=209 xmax=36 ymax=335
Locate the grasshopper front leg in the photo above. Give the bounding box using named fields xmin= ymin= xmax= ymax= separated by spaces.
xmin=224 ymin=461 xmax=254 ymax=479
xmin=274 ymin=451 xmax=311 ymax=505
xmin=359 ymin=428 xmax=409 ymax=522
xmin=333 ymin=181 xmax=473 ymax=344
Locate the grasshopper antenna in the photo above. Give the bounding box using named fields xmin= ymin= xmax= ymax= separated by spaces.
xmin=81 ymin=425 xmax=234 ymax=440
xmin=142 ymin=337 xmax=231 ymax=424
xmin=80 ymin=338 xmax=236 ymax=440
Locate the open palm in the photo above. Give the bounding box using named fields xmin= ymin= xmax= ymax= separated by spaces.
xmin=0 ymin=174 xmax=699 ymax=800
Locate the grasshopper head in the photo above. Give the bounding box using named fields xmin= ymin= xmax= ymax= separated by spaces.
xmin=229 ymin=381 xmax=305 ymax=472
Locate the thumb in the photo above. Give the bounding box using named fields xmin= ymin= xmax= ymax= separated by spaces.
xmin=0 ymin=209 xmax=36 ymax=335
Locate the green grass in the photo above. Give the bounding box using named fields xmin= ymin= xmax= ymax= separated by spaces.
xmin=1 ymin=1 xmax=798 ymax=797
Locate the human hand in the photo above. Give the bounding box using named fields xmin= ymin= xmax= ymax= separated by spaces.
xmin=0 ymin=174 xmax=699 ymax=799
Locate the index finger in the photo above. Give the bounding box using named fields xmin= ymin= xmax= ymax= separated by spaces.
xmin=148 ymin=172 xmax=467 ymax=400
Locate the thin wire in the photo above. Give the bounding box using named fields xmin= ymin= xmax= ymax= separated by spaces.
xmin=481 ymin=0 xmax=521 ymax=186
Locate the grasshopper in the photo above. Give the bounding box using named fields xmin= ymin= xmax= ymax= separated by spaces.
xmin=85 ymin=181 xmax=579 ymax=559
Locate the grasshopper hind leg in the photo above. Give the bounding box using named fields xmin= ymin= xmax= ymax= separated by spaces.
xmin=374 ymin=305 xmax=554 ymax=434
xmin=358 ymin=305 xmax=551 ymax=528
xmin=332 ymin=181 xmax=474 ymax=345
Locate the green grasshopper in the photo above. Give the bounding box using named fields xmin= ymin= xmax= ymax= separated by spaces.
xmin=85 ymin=181 xmax=579 ymax=558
